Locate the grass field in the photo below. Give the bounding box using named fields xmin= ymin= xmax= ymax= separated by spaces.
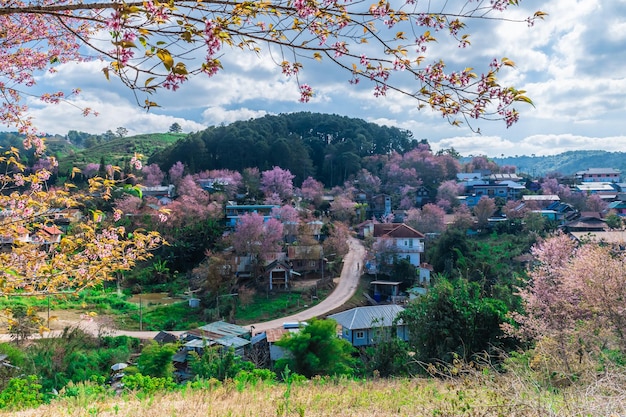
xmin=5 ymin=366 xmax=626 ymax=417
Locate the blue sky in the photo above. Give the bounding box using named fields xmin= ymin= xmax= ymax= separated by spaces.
xmin=16 ymin=0 xmax=626 ymax=157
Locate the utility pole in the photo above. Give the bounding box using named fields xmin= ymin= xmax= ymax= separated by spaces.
xmin=139 ymin=292 xmax=143 ymax=331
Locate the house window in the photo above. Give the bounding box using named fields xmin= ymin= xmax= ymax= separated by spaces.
xmin=356 ymin=331 xmax=365 ymax=339
xmin=408 ymin=239 xmax=413 ymax=248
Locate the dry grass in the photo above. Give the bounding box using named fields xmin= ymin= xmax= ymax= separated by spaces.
xmin=5 ymin=368 xmax=626 ymax=417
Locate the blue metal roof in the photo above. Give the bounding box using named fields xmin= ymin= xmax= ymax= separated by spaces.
xmin=328 ymin=305 xmax=405 ymax=330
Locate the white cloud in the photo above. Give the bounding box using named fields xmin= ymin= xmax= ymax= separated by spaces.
xmin=201 ymin=107 xmax=270 ymax=126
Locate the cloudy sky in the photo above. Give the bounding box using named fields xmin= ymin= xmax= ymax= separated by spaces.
xmin=15 ymin=0 xmax=626 ymax=157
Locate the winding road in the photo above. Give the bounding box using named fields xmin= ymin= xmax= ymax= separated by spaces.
xmin=250 ymin=236 xmax=365 ymax=334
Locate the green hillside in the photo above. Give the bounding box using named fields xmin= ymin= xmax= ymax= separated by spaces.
xmin=57 ymin=133 xmax=186 ymax=174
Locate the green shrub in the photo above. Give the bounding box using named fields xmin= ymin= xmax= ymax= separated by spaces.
xmin=234 ymin=368 xmax=277 ymax=386
xmin=0 ymin=375 xmax=44 ymax=410
xmin=121 ymin=373 xmax=177 ymax=394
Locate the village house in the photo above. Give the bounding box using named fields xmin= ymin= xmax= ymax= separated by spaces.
xmin=573 ymin=182 xmax=618 ymax=200
xmin=372 ymin=223 xmax=425 ymax=268
xmin=225 ymin=203 xmax=279 ymax=227
xmin=328 ymin=304 xmax=408 ymax=347
xmin=575 ymin=168 xmax=621 ymax=183
xmin=287 ymin=244 xmax=323 ymax=276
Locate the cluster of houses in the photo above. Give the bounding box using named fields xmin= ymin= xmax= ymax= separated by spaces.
xmin=147 ymin=304 xmax=410 ymax=381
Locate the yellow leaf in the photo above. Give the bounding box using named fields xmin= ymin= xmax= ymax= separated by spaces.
xmin=102 ymin=67 xmax=110 ymax=80
xmin=515 ymin=95 xmax=534 ymax=106
xmin=156 ymin=49 xmax=174 ymax=71
xmin=501 ymin=57 xmax=515 ymax=67
xmin=313 ymin=52 xmax=322 ymax=61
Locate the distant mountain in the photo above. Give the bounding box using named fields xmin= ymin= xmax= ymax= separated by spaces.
xmin=488 ymin=150 xmax=626 ymax=177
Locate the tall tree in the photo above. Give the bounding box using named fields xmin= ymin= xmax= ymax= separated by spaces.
xmin=168 ymin=123 xmax=183 ymax=133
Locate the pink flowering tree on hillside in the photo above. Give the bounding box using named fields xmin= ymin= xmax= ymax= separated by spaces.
xmin=299 ymin=176 xmax=324 ymax=207
xmin=405 ymin=204 xmax=445 ymax=234
xmin=473 ymin=196 xmax=496 ymax=230
xmin=196 ymin=169 xmax=243 ymax=199
xmin=507 ymin=234 xmax=626 ymax=373
xmin=142 ymin=163 xmax=165 ymax=186
xmin=437 ymin=180 xmax=464 ymax=212
xmin=451 ymin=204 xmax=474 ymax=230
xmin=355 ymin=169 xmax=382 ymax=195
xmin=261 ymin=166 xmax=295 ymax=202
xmin=272 ymin=205 xmax=300 ymax=224
xmin=168 ymin=161 xmax=185 ymax=186
xmin=585 ymin=193 xmax=607 ymax=213
xmin=167 ymin=175 xmax=223 ymax=226
xmin=231 ymin=213 xmax=284 ymax=278
xmin=330 ymin=195 xmax=357 ymax=223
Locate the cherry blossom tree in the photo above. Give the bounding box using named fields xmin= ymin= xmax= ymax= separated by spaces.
xmin=168 ymin=161 xmax=185 ymax=186
xmin=272 ymin=205 xmax=300 ymax=224
xmin=473 ymin=196 xmax=496 ymax=229
xmin=451 ymin=203 xmax=474 ymax=230
xmin=463 ymin=156 xmax=499 ymax=173
xmin=231 ymin=212 xmax=284 ymax=263
xmin=299 ymin=176 xmax=324 ymax=208
xmin=196 ymin=169 xmax=243 ymax=199
xmin=260 ymin=166 xmax=295 ymax=202
xmin=329 ymin=195 xmax=357 ymax=223
xmin=437 ymin=180 xmax=464 ymax=212
xmin=502 ymin=199 xmax=526 ymax=220
xmin=508 ymin=234 xmax=626 ymax=371
xmin=142 ymin=163 xmax=165 ymax=186
xmin=82 ymin=163 xmax=100 ymax=179
xmin=405 ymin=203 xmax=445 ymax=234
xmin=355 ymin=169 xmax=382 ymax=195
xmin=322 ymin=222 xmax=350 ymax=259
xmin=585 ymin=193 xmax=607 ymax=213
xmin=166 ymin=174 xmax=222 ymax=226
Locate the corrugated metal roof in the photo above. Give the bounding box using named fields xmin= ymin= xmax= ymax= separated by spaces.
xmin=184 ymin=339 xmax=216 ymax=348
xmin=213 ymin=335 xmax=251 ymax=349
xmin=198 ymin=321 xmax=250 ymax=338
xmin=328 ymin=305 xmax=405 ymax=330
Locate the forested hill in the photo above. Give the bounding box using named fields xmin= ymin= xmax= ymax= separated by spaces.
xmin=493 ymin=150 xmax=626 ymax=177
xmin=148 ymin=112 xmax=419 ymax=187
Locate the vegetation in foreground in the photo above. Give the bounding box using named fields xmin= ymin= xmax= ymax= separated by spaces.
xmin=4 ymin=356 xmax=626 ymax=417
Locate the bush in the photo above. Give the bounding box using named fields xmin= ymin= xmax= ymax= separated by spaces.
xmin=121 ymin=373 xmax=177 ymax=395
xmin=0 ymin=375 xmax=44 ymax=410
xmin=234 ymin=368 xmax=277 ymax=386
